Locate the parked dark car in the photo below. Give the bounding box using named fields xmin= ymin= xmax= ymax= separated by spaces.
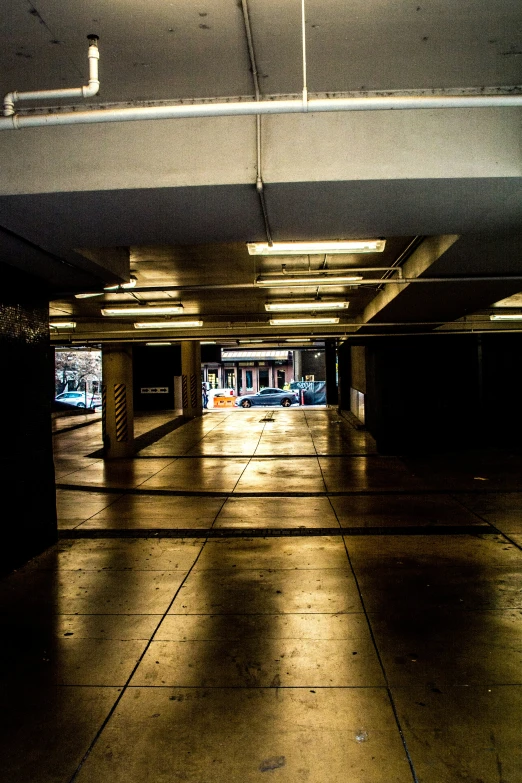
xmin=234 ymin=387 xmax=299 ymax=408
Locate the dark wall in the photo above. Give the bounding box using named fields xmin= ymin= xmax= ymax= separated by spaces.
xmin=480 ymin=333 xmax=522 ymax=449
xmin=337 ymin=341 xmax=351 ymax=410
xmin=324 ymin=339 xmax=338 ymax=406
xmin=201 ymin=344 xmax=221 ymax=363
xmin=363 ymin=336 xmax=482 ymax=454
xmin=339 ymin=333 xmax=522 ymax=454
xmin=350 ymin=345 xmax=367 ymax=393
xmin=133 ymin=344 xmax=181 ymax=410
xmin=0 ymin=263 xmax=56 ymax=574
xmin=301 ymin=349 xmax=326 ymax=381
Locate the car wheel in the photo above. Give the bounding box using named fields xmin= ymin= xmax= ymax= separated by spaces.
xmin=76 ymin=402 xmax=86 ymax=408
xmin=241 ymin=400 xmax=252 ymax=408
xmin=281 ymin=398 xmax=291 ymax=407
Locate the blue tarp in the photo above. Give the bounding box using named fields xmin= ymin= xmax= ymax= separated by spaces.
xmin=290 ymin=381 xmax=326 ymax=405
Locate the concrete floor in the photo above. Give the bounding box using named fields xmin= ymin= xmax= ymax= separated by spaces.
xmin=2 ymin=408 xmax=522 ymax=782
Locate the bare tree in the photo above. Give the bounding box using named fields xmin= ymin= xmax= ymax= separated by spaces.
xmin=55 ymin=350 xmax=102 ymax=395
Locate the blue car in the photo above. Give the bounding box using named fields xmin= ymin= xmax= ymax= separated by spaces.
xmin=234 ymin=387 xmax=299 ymax=408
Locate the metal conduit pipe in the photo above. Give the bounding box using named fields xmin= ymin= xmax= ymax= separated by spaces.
xmin=64 ymin=273 xmax=522 ymax=298
xmin=2 ymin=90 xmax=522 ymax=131
xmin=3 ymin=35 xmax=99 ymax=118
xmin=241 ymin=0 xmax=273 ymax=246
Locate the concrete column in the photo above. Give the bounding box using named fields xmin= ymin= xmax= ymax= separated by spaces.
xmin=337 ymin=341 xmax=351 ymax=412
xmin=181 ymin=341 xmax=202 ymax=418
xmin=325 ymin=339 xmax=338 ymax=406
xmin=102 ymin=344 xmax=134 ymax=458
xmin=293 ymin=350 xmax=302 ymax=382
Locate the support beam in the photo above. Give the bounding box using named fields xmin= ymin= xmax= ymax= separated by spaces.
xmin=361 ymin=235 xmax=459 ymax=328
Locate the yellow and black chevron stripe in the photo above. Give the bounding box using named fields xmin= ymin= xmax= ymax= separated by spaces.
xmin=114 ymin=383 xmax=128 ymax=442
xmin=190 ymin=373 xmax=198 ymax=408
xmin=101 ymin=384 xmax=107 ymax=441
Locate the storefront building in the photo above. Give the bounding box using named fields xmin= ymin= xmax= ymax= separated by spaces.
xmin=202 ymin=349 xmax=294 ymax=394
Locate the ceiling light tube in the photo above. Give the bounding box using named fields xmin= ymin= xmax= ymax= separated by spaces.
xmin=134 ymin=320 xmax=203 ymax=329
xmin=50 ymin=321 xmax=76 ymax=329
xmin=248 ymin=240 xmax=385 ymax=255
xmin=265 ymin=300 xmax=348 ymax=312
xmin=104 ymin=277 xmax=137 ymax=291
xmin=75 ymin=292 xmax=104 ymax=299
xmin=269 ymin=317 xmax=340 ymax=326
xmin=102 ymin=305 xmax=183 ymax=316
xmin=256 ymin=275 xmax=363 ymax=287
xmin=145 ymin=342 xmax=172 ymax=346
xmin=490 ymin=314 xmax=522 ymax=321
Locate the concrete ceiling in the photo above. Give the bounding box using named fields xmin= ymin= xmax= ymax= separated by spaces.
xmin=3 ymin=0 xmax=522 ymax=99
xmin=1 ymin=0 xmax=522 ymax=342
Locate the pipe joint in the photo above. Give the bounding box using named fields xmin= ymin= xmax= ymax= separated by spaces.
xmin=3 ymin=92 xmax=16 ymax=116
xmin=2 ymin=36 xmax=100 ymax=116
xmin=82 ymin=80 xmax=100 ymax=99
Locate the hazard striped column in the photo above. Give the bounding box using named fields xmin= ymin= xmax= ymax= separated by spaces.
xmin=180 ymin=341 xmax=202 ymax=419
xmin=101 ymin=344 xmax=135 ymax=458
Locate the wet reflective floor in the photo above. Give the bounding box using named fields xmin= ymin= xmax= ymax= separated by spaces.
xmin=2 ymin=409 xmax=522 ymax=782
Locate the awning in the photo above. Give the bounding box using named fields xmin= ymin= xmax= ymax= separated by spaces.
xmin=221 ymin=350 xmax=290 ymax=360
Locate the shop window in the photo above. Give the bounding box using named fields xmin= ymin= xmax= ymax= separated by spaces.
xmin=225 ymin=369 xmax=235 ymax=389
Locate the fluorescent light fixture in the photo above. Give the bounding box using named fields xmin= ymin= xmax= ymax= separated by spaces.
xmin=256 ymin=274 xmax=363 ymax=287
xmin=265 ymin=300 xmax=348 ymax=312
xmin=75 ymin=277 xmax=138 ymax=298
xmin=490 ymin=314 xmax=522 ymax=321
xmin=269 ymin=317 xmax=340 ymax=326
xmin=286 ymin=338 xmax=311 ymax=342
xmin=102 ymin=305 xmax=183 ymax=316
xmin=248 ymin=240 xmax=385 ymax=255
xmin=201 ymin=341 xmax=216 ymax=344
xmin=75 ymin=292 xmax=103 ymax=299
xmin=145 ymin=342 xmax=172 ymax=346
xmin=104 ymin=277 xmax=137 ymax=291
xmin=239 ymin=339 xmax=263 ymax=343
xmin=49 ymin=321 xmax=76 ymax=329
xmin=134 ymin=320 xmax=203 ymax=329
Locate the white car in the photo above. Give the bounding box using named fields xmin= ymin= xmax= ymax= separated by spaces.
xmin=206 ymin=388 xmax=235 ymax=408
xmin=55 ymin=391 xmax=101 ymax=408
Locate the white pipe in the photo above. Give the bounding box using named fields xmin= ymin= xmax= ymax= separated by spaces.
xmin=241 ymin=0 xmax=273 ymax=245
xmin=3 ymin=35 xmax=99 ymax=117
xmin=2 ymin=92 xmax=522 ymax=131
xmin=2 ymin=93 xmax=522 ymax=131
xmin=301 ymin=0 xmax=308 ymax=111
xmin=1 ymin=30 xmax=522 ymax=131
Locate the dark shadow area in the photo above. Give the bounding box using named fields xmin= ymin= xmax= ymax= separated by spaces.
xmin=88 ymin=413 xmax=186 ymax=458
xmin=0 ymin=263 xmax=57 ymax=575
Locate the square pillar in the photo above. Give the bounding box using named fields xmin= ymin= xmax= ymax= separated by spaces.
xmin=181 ymin=341 xmax=202 ymax=418
xmin=102 ymin=344 xmax=135 ymax=458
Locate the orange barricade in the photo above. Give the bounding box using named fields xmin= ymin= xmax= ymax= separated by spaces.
xmin=213 ymin=396 xmax=237 ymax=408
